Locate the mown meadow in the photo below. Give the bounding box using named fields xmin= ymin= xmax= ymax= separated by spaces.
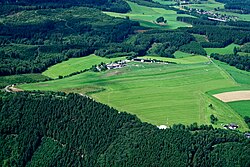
xmin=19 ymin=55 xmax=249 ymax=130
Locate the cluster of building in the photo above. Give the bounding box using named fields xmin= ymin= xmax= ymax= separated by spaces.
xmin=106 ymin=60 xmax=129 ymax=70
xmin=183 ymin=6 xmax=238 ymax=22
xmin=132 ymin=58 xmax=170 ymax=64
xmin=133 ymin=58 xmax=155 ymax=63
xmin=102 ymin=57 xmax=170 ymax=71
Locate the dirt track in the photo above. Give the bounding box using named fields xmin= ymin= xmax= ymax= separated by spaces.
xmin=213 ymin=91 xmax=250 ymax=102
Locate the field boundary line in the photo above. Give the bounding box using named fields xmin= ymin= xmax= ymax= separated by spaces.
xmin=210 ymin=58 xmax=238 ymax=86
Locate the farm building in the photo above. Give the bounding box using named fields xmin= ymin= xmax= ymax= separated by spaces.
xmin=224 ymin=123 xmax=239 ymax=130
xmin=245 ymin=133 xmax=250 ymax=139
xmin=133 ymin=58 xmax=155 ymax=63
xmin=106 ymin=61 xmax=127 ymax=70
xmin=157 ymin=125 xmax=168 ymax=129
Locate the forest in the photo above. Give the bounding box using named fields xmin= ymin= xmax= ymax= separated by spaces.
xmin=211 ymin=53 xmax=250 ymax=71
xmin=215 ymin=0 xmax=250 ymax=14
xmin=0 ymin=92 xmax=249 ymax=167
xmin=0 ymin=0 xmax=131 ymax=13
xmin=0 ymin=7 xmax=139 ymax=76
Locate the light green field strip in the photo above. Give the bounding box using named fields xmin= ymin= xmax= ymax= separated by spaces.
xmin=212 ymin=60 xmax=250 ymax=85
xmin=42 ymin=55 xmax=126 ymax=79
xmin=173 ymin=51 xmax=196 ymax=58
xmin=20 ymin=56 xmax=249 ymax=130
xmin=193 ymin=34 xmax=208 ymax=43
xmin=205 ymin=44 xmax=240 ymax=55
xmin=238 ymin=52 xmax=250 ymax=56
xmin=103 ymin=1 xmax=193 ymax=29
xmin=143 ymin=55 xmax=209 ymax=64
xmin=153 ymin=0 xmax=176 ymax=5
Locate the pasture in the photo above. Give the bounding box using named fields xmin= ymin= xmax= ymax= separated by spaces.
xmin=104 ymin=1 xmax=193 ymax=29
xmin=228 ymin=101 xmax=250 ymax=117
xmin=184 ymin=0 xmax=225 ymax=11
xmin=173 ymin=51 xmax=195 ymax=58
xmin=213 ymin=60 xmax=250 ymax=85
xmin=43 ymin=55 xmax=125 ymax=78
xmin=205 ymin=44 xmax=240 ymax=55
xmin=153 ymin=0 xmax=176 ymax=5
xmin=19 ymin=55 xmax=249 ymax=130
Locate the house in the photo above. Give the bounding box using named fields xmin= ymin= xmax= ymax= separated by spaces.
xmin=245 ymin=133 xmax=250 ymax=139
xmin=157 ymin=125 xmax=168 ymax=129
xmin=133 ymin=58 xmax=144 ymax=62
xmin=228 ymin=123 xmax=239 ymax=130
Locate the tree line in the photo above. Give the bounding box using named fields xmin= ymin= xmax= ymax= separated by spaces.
xmin=215 ymin=0 xmax=250 ymax=14
xmin=211 ymin=53 xmax=250 ymax=71
xmin=0 ymin=0 xmax=131 ymax=14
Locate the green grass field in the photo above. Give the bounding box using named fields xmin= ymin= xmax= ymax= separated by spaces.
xmin=184 ymin=0 xmax=224 ymax=11
xmin=153 ymin=0 xmax=176 ymax=5
xmin=205 ymin=44 xmax=240 ymax=55
xmin=207 ymin=59 xmax=250 ymax=128
xmin=104 ymin=1 xmax=193 ymax=29
xmin=19 ymin=55 xmax=249 ymax=130
xmin=143 ymin=55 xmax=209 ymax=64
xmin=228 ymin=101 xmax=250 ymax=117
xmin=213 ymin=60 xmax=250 ymax=85
xmin=42 ymin=55 xmax=126 ymax=78
xmin=174 ymin=51 xmax=195 ymax=58
xmin=193 ymin=34 xmax=208 ymax=43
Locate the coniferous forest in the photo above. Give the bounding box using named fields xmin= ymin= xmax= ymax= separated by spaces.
xmin=0 ymin=92 xmax=250 ymax=167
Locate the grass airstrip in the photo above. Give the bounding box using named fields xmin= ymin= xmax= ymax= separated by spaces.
xmin=19 ymin=55 xmax=249 ymax=130
xmin=103 ymin=1 xmax=193 ymax=29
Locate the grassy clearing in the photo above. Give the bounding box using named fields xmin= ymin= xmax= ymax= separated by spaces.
xmin=174 ymin=51 xmax=195 ymax=58
xmin=20 ymin=57 xmax=249 ymax=130
xmin=42 ymin=55 xmax=126 ymax=78
xmin=238 ymin=52 xmax=250 ymax=56
xmin=228 ymin=101 xmax=250 ymax=117
xmin=143 ymin=55 xmax=209 ymax=64
xmin=193 ymin=34 xmax=208 ymax=43
xmin=153 ymin=0 xmax=176 ymax=5
xmin=205 ymin=44 xmax=240 ymax=55
xmin=104 ymin=1 xmax=193 ymax=29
